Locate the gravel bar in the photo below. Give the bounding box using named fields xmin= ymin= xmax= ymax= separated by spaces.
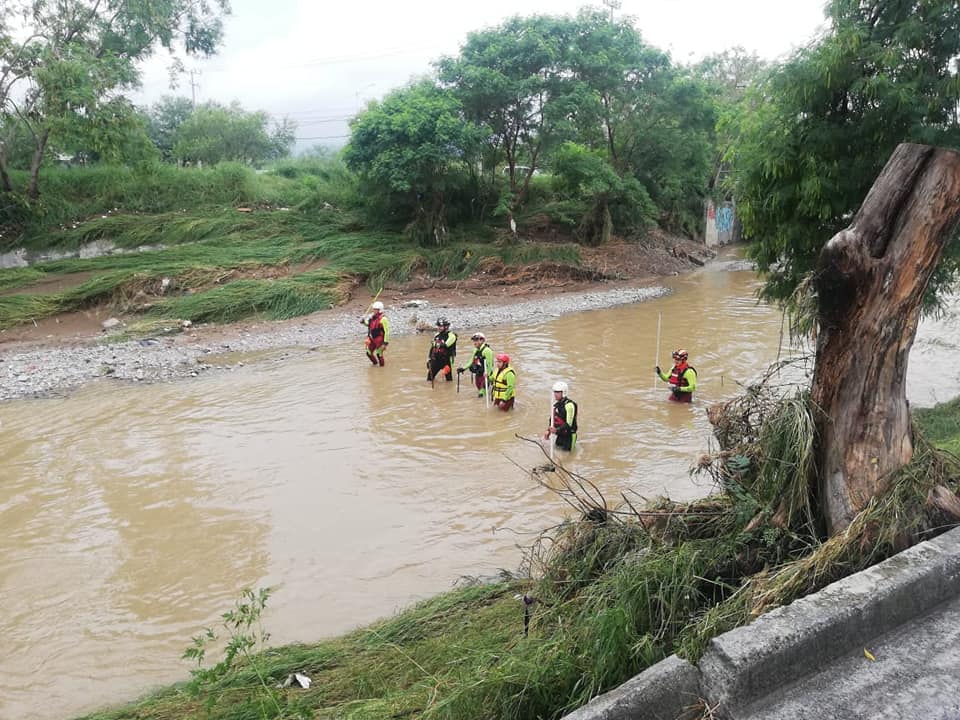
xmin=0 ymin=284 xmax=668 ymax=402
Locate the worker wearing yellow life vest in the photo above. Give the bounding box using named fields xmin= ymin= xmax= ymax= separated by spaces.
xmin=491 ymin=353 xmax=516 ymax=411
xmin=457 ymin=332 xmax=495 ymax=398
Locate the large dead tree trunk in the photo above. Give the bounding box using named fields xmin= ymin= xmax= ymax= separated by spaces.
xmin=813 ymin=143 xmax=960 ymax=535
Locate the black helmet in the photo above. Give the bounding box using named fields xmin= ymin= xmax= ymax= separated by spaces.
xmin=436 ymin=317 xmax=450 ymax=327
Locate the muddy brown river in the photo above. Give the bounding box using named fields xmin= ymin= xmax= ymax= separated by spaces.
xmin=1 ymin=261 xmax=957 ymax=720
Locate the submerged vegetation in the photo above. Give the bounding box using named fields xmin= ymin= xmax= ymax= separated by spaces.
xmin=79 ymin=379 xmax=960 ymax=720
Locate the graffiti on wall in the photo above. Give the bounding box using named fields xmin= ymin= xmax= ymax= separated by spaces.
xmin=716 ymin=205 xmax=734 ymax=235
xmin=704 ymin=199 xmax=737 ymax=246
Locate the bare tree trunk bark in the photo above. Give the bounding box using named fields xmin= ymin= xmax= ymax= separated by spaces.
xmin=27 ymin=129 xmax=50 ymax=200
xmin=0 ymin=140 xmax=13 ymax=193
xmin=812 ymin=143 xmax=960 ymax=535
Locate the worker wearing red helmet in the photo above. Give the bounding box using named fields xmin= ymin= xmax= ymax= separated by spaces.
xmin=491 ymin=353 xmax=516 ymax=411
xmin=656 ymin=349 xmax=697 ymax=402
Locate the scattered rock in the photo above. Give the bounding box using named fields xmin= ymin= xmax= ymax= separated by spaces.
xmin=101 ymin=318 xmax=121 ymax=330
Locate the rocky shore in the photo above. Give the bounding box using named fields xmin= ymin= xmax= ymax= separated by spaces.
xmin=0 ymin=284 xmax=670 ymax=402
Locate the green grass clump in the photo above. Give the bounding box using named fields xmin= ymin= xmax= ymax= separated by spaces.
xmin=149 ymin=269 xmax=348 ymax=323
xmin=0 ymin=266 xmax=45 ymax=292
xmin=915 ymin=397 xmax=960 ymax=456
xmin=0 ymin=293 xmax=63 ymax=327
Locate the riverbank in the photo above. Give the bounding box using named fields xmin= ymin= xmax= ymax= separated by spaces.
xmin=0 ymin=240 xmax=723 ymax=402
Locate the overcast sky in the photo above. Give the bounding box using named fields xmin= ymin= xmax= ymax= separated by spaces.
xmin=132 ymin=0 xmax=830 ymax=150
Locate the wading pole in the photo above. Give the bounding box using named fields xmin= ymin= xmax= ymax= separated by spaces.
xmin=548 ymin=390 xmax=555 ymax=462
xmin=653 ymin=312 xmax=662 ymax=391
xmin=362 ymin=286 xmax=384 ymax=318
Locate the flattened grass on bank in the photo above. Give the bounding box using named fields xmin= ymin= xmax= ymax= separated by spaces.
xmin=78 ymin=388 xmax=960 ymax=720
xmin=0 ymin=207 xmax=584 ymax=330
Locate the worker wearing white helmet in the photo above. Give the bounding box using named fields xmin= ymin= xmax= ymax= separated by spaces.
xmin=545 ymin=381 xmax=578 ymax=450
xmin=457 ymin=332 xmax=495 ymax=398
xmin=360 ymin=300 xmax=389 ymax=366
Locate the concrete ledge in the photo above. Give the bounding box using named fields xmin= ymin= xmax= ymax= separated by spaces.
xmin=561 ymin=655 xmax=701 ymax=720
xmin=699 ymin=526 xmax=960 ymax=711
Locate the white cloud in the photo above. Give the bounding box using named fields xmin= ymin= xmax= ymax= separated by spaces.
xmin=131 ymin=0 xmax=829 ymax=149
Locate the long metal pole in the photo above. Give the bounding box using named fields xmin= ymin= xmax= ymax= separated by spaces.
xmin=549 ymin=390 xmax=555 ymax=461
xmin=653 ymin=312 xmax=662 ymax=390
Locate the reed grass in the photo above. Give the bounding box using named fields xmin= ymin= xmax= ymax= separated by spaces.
xmin=0 ymin=266 xmax=44 ymax=292
xmin=148 ymin=269 xmax=350 ymax=323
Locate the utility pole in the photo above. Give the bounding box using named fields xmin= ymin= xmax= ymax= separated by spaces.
xmin=601 ymin=0 xmax=620 ymax=22
xmin=188 ymin=69 xmax=201 ymax=108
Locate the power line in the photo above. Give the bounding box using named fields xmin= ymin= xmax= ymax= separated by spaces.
xmin=269 ymin=107 xmax=358 ymax=116
xmin=295 ymin=134 xmax=350 ymax=141
xmin=200 ymin=44 xmax=447 ymax=73
xmin=294 ymin=117 xmax=354 ymax=125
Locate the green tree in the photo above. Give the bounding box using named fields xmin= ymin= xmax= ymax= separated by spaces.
xmin=563 ymin=9 xmax=672 ymax=169
xmin=551 ymin=141 xmax=657 ymax=244
xmin=623 ymin=76 xmax=717 ymax=235
xmin=692 ymin=47 xmax=769 ymax=106
xmin=437 ymin=14 xmax=579 ymax=205
xmin=344 ymin=79 xmax=483 ymax=245
xmin=729 ymin=0 xmax=960 ymax=303
xmin=172 ymin=101 xmax=295 ymax=166
xmin=0 ymin=0 xmax=229 ymax=199
xmin=555 ymin=9 xmax=717 ymax=236
xmin=147 ymin=95 xmax=195 ymax=161
xmin=53 ymin=97 xmax=158 ymax=165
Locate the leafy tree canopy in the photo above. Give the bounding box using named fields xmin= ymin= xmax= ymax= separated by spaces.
xmin=728 ymin=0 xmax=960 ymax=303
xmin=147 ymin=95 xmax=195 ymax=161
xmin=0 ymin=0 xmax=229 ymax=197
xmin=345 ymin=79 xmax=483 ymax=199
xmin=172 ymin=101 xmax=294 ymax=167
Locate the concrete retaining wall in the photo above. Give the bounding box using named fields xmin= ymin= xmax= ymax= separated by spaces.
xmin=561 ymin=526 xmax=960 ymax=720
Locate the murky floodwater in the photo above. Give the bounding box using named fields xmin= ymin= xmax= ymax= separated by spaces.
xmin=1 ymin=259 xmax=957 ymax=720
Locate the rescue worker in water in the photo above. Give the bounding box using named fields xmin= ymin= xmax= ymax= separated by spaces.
xmin=656 ymin=349 xmax=697 ymax=402
xmin=544 ymin=381 xmax=578 ymax=450
xmin=457 ymin=332 xmax=494 ymax=398
xmin=491 ymin=353 xmax=516 ymax=411
xmin=427 ymin=317 xmax=458 ymax=382
xmin=360 ymin=300 xmax=389 ymax=366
